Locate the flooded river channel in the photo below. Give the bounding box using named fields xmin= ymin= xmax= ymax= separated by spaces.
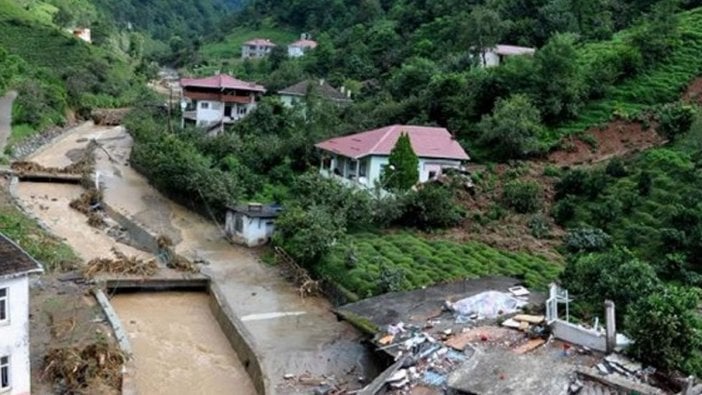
xmin=111 ymin=292 xmax=256 ymax=395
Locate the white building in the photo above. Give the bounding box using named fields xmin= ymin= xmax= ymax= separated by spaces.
xmin=69 ymin=28 xmax=91 ymax=43
xmin=180 ymin=74 xmax=266 ymax=130
xmin=0 ymin=233 xmax=43 ymax=395
xmin=315 ymin=125 xmax=470 ymax=190
xmin=480 ymin=44 xmax=536 ymax=67
xmin=241 ymin=38 xmax=276 ymax=59
xmin=287 ymin=34 xmax=318 ymax=58
xmin=278 ymin=79 xmax=352 ymax=108
xmin=225 ymin=204 xmax=282 ymax=247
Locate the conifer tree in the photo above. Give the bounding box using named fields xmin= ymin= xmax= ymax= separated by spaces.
xmin=382 ymin=132 xmax=419 ymax=192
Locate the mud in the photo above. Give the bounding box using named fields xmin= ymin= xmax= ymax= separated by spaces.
xmin=17 ymin=122 xmax=378 ymax=391
xmin=110 ymin=292 xmax=256 ymax=395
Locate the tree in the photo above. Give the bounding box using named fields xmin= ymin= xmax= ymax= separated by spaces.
xmin=382 ymin=133 xmax=419 ymax=192
xmin=463 ymin=6 xmax=506 ymax=67
xmin=658 ymin=102 xmax=696 ymax=141
xmin=396 ymin=183 xmax=463 ymax=229
xmin=630 ymin=0 xmax=680 ymax=66
xmin=52 ymin=6 xmax=74 ymax=28
xmin=478 ymin=94 xmax=544 ymax=160
xmin=534 ymin=33 xmax=584 ymax=122
xmin=272 ymin=205 xmax=345 ymax=266
xmin=502 ymin=180 xmax=542 ymax=213
xmin=625 ymin=286 xmax=702 ymax=375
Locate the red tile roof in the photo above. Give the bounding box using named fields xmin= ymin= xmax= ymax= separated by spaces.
xmin=289 ymin=39 xmax=318 ymax=49
xmin=315 ymin=125 xmax=469 ymax=160
xmin=244 ymin=38 xmax=277 ymax=47
xmin=180 ymin=74 xmax=266 ymax=92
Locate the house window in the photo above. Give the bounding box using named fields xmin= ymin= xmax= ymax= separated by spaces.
xmin=0 ymin=288 xmax=7 ymax=324
xmin=237 ymin=106 xmax=248 ymax=115
xmin=429 ymin=171 xmax=437 ymax=179
xmin=0 ymin=356 xmax=8 ymax=391
xmin=359 ymin=159 xmax=367 ymax=177
xmin=234 ymin=214 xmax=244 ymax=233
xmin=200 ymin=102 xmax=210 ymax=109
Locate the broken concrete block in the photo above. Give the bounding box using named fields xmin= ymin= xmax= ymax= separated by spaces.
xmin=501 ymin=318 xmax=521 ymax=329
xmin=387 ymin=369 xmax=408 ymax=383
xmin=513 ymin=314 xmax=545 ymax=324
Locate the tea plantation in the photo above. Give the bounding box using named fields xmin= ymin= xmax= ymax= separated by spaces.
xmin=318 ymin=232 xmax=561 ymax=298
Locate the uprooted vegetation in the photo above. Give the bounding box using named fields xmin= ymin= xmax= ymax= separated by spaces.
xmin=69 ymin=188 xmax=106 ymax=228
xmin=82 ymin=248 xmax=158 ymax=278
xmin=43 ymin=341 xmax=125 ymax=394
xmin=156 ymin=235 xmax=199 ymax=273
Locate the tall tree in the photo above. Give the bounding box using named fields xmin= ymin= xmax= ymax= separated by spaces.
xmin=463 ymin=6 xmax=506 ymax=67
xmin=382 ymin=133 xmax=419 ymax=192
xmin=478 ymin=94 xmax=544 ymax=160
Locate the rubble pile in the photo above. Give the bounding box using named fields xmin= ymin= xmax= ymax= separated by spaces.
xmin=91 ymin=108 xmax=130 ymax=126
xmin=83 ymin=248 xmax=158 ymax=278
xmin=69 ymin=188 xmax=106 ymax=227
xmin=42 ymin=341 xmax=125 ymax=393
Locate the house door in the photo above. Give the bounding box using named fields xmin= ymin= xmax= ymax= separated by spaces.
xmin=224 ymin=106 xmax=232 ymax=117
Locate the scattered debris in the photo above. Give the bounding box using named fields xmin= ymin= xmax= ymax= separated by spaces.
xmin=275 ymin=246 xmax=320 ymax=298
xmin=91 ymin=108 xmax=130 ymax=126
xmin=156 ymin=235 xmax=199 ymax=273
xmin=83 ymin=248 xmax=158 ymax=278
xmin=42 ymin=341 xmax=125 ymax=393
xmin=508 ymin=286 xmax=530 ymax=297
xmin=69 ymin=188 xmax=106 ymax=227
xmin=512 ymin=338 xmax=546 ymax=354
xmin=447 ymin=291 xmax=527 ymax=319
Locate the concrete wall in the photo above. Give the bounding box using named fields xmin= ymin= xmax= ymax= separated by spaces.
xmin=195 ymin=100 xmax=225 ymax=126
xmin=0 ymin=275 xmax=31 ymax=395
xmin=208 ymin=282 xmax=271 ymax=395
xmin=103 ymin=204 xmax=159 ymax=254
xmin=288 ymin=46 xmax=305 ymax=58
xmin=552 ymin=320 xmax=608 ymax=352
xmin=225 ymin=211 xmax=275 ymax=247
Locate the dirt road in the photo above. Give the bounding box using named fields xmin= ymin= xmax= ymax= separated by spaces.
xmin=0 ymin=90 xmax=17 ymax=151
xmin=19 ymin=122 xmax=375 ymax=393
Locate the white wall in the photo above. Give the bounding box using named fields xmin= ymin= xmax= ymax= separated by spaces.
xmin=288 ymin=46 xmax=305 ymax=58
xmin=480 ymin=50 xmax=501 ymax=67
xmin=195 ymin=100 xmax=224 ymax=126
xmin=279 ymin=94 xmax=301 ymax=108
xmin=225 ymin=212 xmax=276 ymax=247
xmin=0 ymin=275 xmax=31 ymax=395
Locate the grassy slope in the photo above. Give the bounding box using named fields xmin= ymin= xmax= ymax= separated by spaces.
xmin=552 ymin=8 xmax=702 ymax=140
xmin=318 ymin=232 xmax=561 ymax=298
xmin=199 ymin=26 xmax=297 ymax=62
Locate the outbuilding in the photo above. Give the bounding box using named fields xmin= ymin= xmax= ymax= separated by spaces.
xmin=225 ymin=203 xmax=282 ymax=247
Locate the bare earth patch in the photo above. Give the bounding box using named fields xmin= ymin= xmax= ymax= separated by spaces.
xmin=547 ymin=119 xmax=664 ymax=167
xmin=683 ymin=76 xmax=702 ymax=105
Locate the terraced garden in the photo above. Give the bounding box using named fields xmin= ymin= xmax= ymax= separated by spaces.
xmin=318 ymin=232 xmax=562 ymax=298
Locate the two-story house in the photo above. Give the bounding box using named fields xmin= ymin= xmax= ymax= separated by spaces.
xmin=0 ymin=233 xmax=43 ymax=395
xmin=180 ymin=74 xmax=266 ymax=131
xmin=278 ymin=79 xmax=352 ymax=108
xmin=315 ymin=125 xmax=470 ymax=190
xmin=241 ymin=38 xmax=276 ymax=59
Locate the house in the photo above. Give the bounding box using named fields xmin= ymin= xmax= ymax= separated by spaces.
xmin=315 ymin=125 xmax=470 ymax=189
xmin=0 ymin=233 xmax=43 ymax=395
xmin=180 ymin=74 xmax=265 ymax=130
xmin=225 ymin=203 xmax=282 ymax=247
xmin=241 ymin=38 xmax=276 ymax=59
xmin=287 ymin=34 xmax=318 ymax=58
xmin=278 ymin=79 xmax=352 ymax=107
xmin=480 ymin=44 xmax=536 ymax=67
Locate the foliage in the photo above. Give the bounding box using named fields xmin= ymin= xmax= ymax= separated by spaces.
xmin=382 ymin=133 xmax=419 ymax=192
xmin=502 ymin=180 xmax=542 ymax=213
xmin=478 ymin=94 xmax=544 ymax=160
xmin=317 ymin=232 xmax=561 ymax=297
xmin=657 ymin=102 xmax=696 ymax=141
xmin=396 ymin=183 xmax=463 ymax=230
xmin=272 ymin=205 xmax=345 ymax=266
xmin=625 ymin=286 xmax=702 ymax=375
xmin=563 ymin=227 xmax=613 ymax=253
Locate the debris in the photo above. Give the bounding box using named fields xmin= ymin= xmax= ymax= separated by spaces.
xmin=513 ymin=338 xmax=546 ymax=354
xmin=156 ymin=235 xmax=199 ymax=273
xmin=387 ymin=369 xmax=408 ymax=383
xmin=501 ymin=318 xmax=522 ymax=329
xmin=82 ymin=248 xmax=158 ymax=278
xmin=513 ymin=314 xmax=545 ymax=324
xmin=597 ymin=363 xmax=610 ymax=375
xmin=388 ymin=322 xmax=406 ymax=335
xmin=42 ymin=341 xmax=125 ymax=393
xmin=378 ymin=334 xmax=395 ymax=345
xmin=508 ymin=286 xmax=530 ymax=297
xmin=274 ymin=246 xmax=320 ymax=297
xmin=447 ymin=291 xmax=527 ymax=319
xmin=284 ymin=373 xmax=295 ymax=380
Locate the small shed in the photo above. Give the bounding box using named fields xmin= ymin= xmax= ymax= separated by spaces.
xmin=225 ymin=203 xmax=282 ymax=247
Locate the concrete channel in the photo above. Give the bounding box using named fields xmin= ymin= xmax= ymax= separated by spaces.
xmin=12 ymin=122 xmax=379 ymax=394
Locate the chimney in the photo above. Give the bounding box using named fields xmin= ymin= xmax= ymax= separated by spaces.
xmin=605 ymin=300 xmax=616 ymax=353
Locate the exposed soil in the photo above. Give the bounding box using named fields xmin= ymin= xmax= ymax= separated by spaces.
xmin=547 ymin=119 xmax=664 ymax=166
xmin=683 ymin=76 xmax=702 ymax=106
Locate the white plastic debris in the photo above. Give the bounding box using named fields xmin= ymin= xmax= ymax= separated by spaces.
xmin=447 ymin=291 xmax=527 ymax=318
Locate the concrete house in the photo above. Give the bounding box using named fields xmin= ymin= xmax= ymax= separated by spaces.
xmin=0 ymin=233 xmax=43 ymax=395
xmin=241 ymin=38 xmax=276 ymax=59
xmin=315 ymin=125 xmax=470 ymax=190
xmin=70 ymin=28 xmax=91 ymax=43
xmin=287 ymin=34 xmax=318 ymax=58
xmin=180 ymin=74 xmax=266 ymax=130
xmin=480 ymin=44 xmax=536 ymax=67
xmin=225 ymin=204 xmax=282 ymax=247
xmin=278 ymin=79 xmax=352 ymax=108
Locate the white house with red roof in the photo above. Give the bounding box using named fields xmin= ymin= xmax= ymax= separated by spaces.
xmin=315 ymin=125 xmax=469 ymax=189
xmin=480 ymin=44 xmax=536 ymax=67
xmin=180 ymin=74 xmax=266 ymax=130
xmin=241 ymin=38 xmax=276 ymax=59
xmin=288 ymin=34 xmax=318 ymax=58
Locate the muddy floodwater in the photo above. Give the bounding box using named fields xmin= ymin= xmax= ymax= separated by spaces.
xmin=110 ymin=292 xmax=256 ymax=395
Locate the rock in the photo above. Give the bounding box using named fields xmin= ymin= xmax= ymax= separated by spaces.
xmin=283 ymin=373 xmax=295 ymax=380
xmin=387 ymin=369 xmax=407 ymax=383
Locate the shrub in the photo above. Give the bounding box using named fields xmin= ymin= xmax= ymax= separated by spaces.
xmin=552 ymin=196 xmax=576 ymax=225
xmin=605 ymin=157 xmax=628 ymax=177
xmin=528 ymin=214 xmax=551 ymax=238
xmin=502 ymin=180 xmax=542 ymax=213
xmin=555 ymin=169 xmax=588 ymax=199
xmin=564 ymin=227 xmax=612 ymax=253
xmin=397 ymin=183 xmax=463 ymax=230
xmin=478 ymin=94 xmax=544 ymax=160
xmin=637 ymin=170 xmax=653 ymax=196
xmin=657 ymin=102 xmax=696 ymax=141
xmin=272 ymin=205 xmax=345 ymax=267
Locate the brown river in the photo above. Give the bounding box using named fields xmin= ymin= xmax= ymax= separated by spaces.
xmin=111 ymin=292 xmax=256 ymax=395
